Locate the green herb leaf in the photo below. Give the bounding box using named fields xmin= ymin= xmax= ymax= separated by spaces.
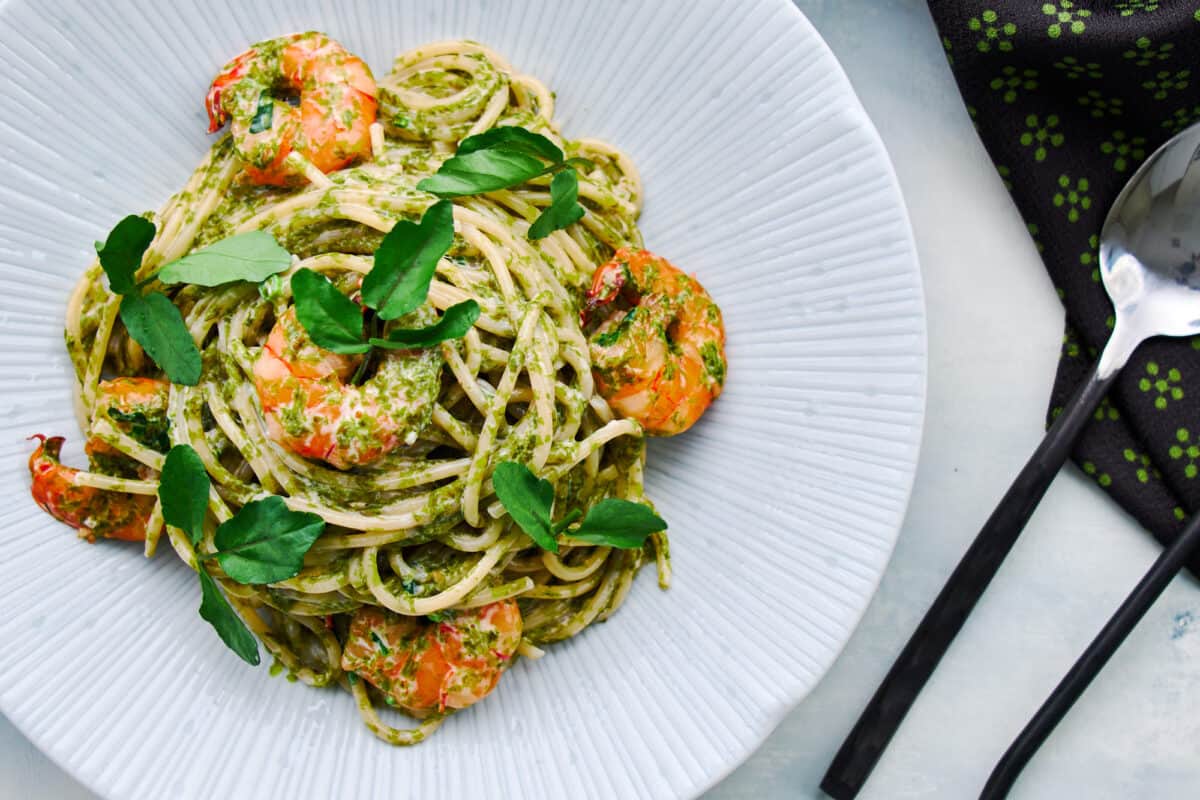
xmin=593 ymin=307 xmax=637 ymax=348
xmin=212 ymin=495 xmax=326 ymax=584
xmin=456 ymin=126 xmax=564 ymax=162
xmin=118 ymin=292 xmax=202 ymax=385
xmin=528 ymin=169 xmax=586 ymax=240
xmin=417 ymin=149 xmax=547 ymax=198
xmin=96 ymin=215 xmax=155 ymax=295
xmin=107 ymin=408 xmax=170 ymax=452
xmin=416 ymin=126 xmax=584 ymax=199
xmin=156 ymin=231 xmax=291 ymax=287
xmin=248 ymin=92 xmax=274 ymax=134
xmin=370 ymin=300 xmax=480 ymax=349
xmin=290 ymin=268 xmax=370 ymax=354
xmin=197 ymin=569 xmax=260 ymax=665
xmin=159 ymin=444 xmax=210 ymax=545
xmin=491 ymin=461 xmax=558 ymax=552
xmin=259 ymin=273 xmax=285 ymax=303
xmin=568 ymin=498 xmax=668 ymax=549
xmin=360 ymin=200 xmax=455 ymax=320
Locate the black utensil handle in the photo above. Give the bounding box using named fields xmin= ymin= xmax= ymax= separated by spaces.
xmin=979 ymin=508 xmax=1200 ymax=799
xmin=821 ymin=363 xmax=1118 ymax=800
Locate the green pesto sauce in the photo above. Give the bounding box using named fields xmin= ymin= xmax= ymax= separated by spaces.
xmin=278 ymin=393 xmax=312 ymax=438
xmin=593 ymin=307 xmax=637 ymax=348
xmin=401 ymin=538 xmax=478 ymax=594
xmin=701 ymin=341 xmax=726 ymax=387
xmin=107 ymin=407 xmax=170 ymax=452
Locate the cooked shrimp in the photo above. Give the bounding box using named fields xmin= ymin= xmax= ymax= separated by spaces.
xmin=253 ymin=307 xmax=441 ymax=469
xmin=85 ymin=377 xmax=170 ymax=477
xmin=26 ymin=378 xmax=166 ymax=541
xmin=342 ymin=600 xmax=523 ymax=714
xmin=582 ymin=248 xmax=726 ymax=436
xmin=29 ymin=436 xmax=154 ymax=543
xmin=206 ymin=31 xmax=377 ymax=186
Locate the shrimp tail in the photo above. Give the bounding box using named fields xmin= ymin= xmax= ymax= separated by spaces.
xmin=580 ymin=259 xmax=629 ymax=328
xmin=205 ymin=49 xmax=256 ymax=133
xmin=28 ymin=434 xmax=153 ymax=543
xmin=28 ymin=433 xmax=64 ymax=479
xmin=28 ymin=434 xmax=73 ymax=524
xmin=205 ymin=85 xmax=228 ymax=133
xmin=205 ymin=68 xmax=238 ymax=133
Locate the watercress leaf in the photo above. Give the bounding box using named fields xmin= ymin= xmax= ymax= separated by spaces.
xmin=360 ymin=200 xmax=455 ymax=320
xmin=491 ymin=461 xmax=557 ymax=552
xmin=213 ymin=495 xmax=326 ymax=584
xmin=248 ymin=92 xmax=274 ymax=135
xmin=417 ymin=149 xmax=547 ymax=198
xmin=156 ymin=231 xmax=291 ymax=287
xmin=528 ymin=168 xmax=586 ymax=240
xmin=118 ymin=292 xmax=202 ymax=385
xmin=97 ymin=215 xmax=155 ymax=295
xmin=456 ymin=126 xmax=564 ymax=162
xmin=159 ymin=444 xmax=210 ymax=545
xmin=197 ymin=569 xmax=260 ymax=665
xmin=568 ymin=498 xmax=667 ymax=549
xmin=259 ymin=273 xmax=285 ymax=303
xmin=290 ymin=268 xmax=371 ymax=354
xmin=370 ymin=300 xmax=480 ymax=349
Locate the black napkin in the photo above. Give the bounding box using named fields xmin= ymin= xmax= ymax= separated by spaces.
xmin=928 ymin=1 xmax=1200 ymax=574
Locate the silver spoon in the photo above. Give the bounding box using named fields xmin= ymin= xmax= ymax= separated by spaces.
xmin=823 ymin=122 xmax=1200 ymax=800
xmin=978 ymin=125 xmax=1200 ymax=797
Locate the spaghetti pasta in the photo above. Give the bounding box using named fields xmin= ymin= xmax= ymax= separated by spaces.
xmin=47 ymin=39 xmax=670 ymax=743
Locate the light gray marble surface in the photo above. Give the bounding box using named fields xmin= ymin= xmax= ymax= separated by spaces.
xmin=3 ymin=1 xmax=1198 ymax=798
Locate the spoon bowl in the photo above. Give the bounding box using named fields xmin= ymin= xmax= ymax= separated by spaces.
xmin=1101 ymin=124 xmax=1200 ymax=369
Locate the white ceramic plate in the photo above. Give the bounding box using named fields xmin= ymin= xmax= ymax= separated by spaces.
xmin=0 ymin=1 xmax=925 ymax=797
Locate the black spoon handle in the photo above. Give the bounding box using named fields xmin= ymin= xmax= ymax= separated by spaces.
xmin=979 ymin=507 xmax=1200 ymax=799
xmin=821 ymin=363 xmax=1119 ymax=800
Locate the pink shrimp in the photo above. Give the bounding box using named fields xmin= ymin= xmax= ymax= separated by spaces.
xmin=582 ymin=248 xmax=726 ymax=435
xmin=342 ymin=601 xmax=523 ymax=714
xmin=29 ymin=436 xmax=154 ymax=543
xmin=27 ymin=377 xmax=170 ymax=542
xmin=206 ymin=32 xmax=377 ymax=186
xmin=252 ymin=307 xmax=441 ymax=469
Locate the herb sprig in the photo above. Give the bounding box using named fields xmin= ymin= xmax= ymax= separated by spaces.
xmin=97 ymin=217 xmax=292 ymax=385
xmin=416 ymin=126 xmax=593 ymax=240
xmin=159 ymin=444 xmax=326 ymax=665
xmin=291 ymin=200 xmax=480 ymax=366
xmin=491 ymin=461 xmax=667 ymax=553
xmin=98 ymin=217 xmax=200 ymax=385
